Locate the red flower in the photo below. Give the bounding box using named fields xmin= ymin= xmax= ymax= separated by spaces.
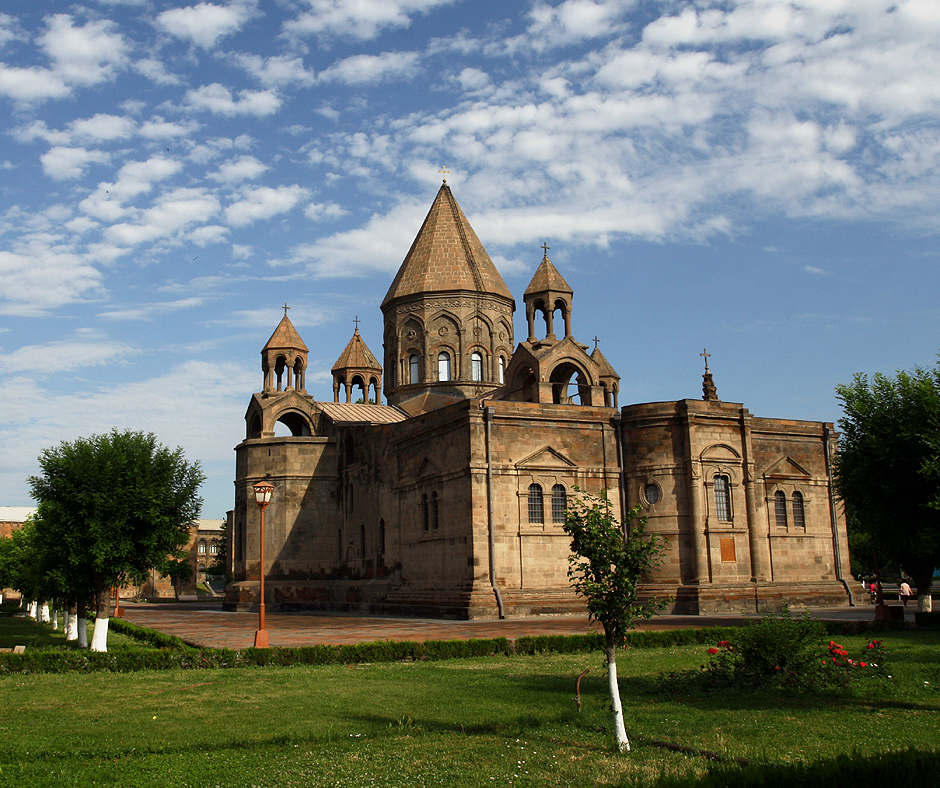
xmin=859 ymin=662 xmax=867 ymax=667
xmin=707 ymin=647 xmax=719 ymax=654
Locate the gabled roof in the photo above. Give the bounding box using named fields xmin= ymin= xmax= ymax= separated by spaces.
xmin=590 ymin=346 xmax=619 ymax=380
xmin=524 ymin=253 xmax=573 ymax=297
xmin=381 ymin=184 xmax=513 ymax=307
xmin=263 ymin=315 xmax=308 ymax=352
xmin=332 ymin=329 xmax=381 ymax=373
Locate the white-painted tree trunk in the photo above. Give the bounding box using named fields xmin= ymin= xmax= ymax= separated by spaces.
xmin=918 ymin=594 xmax=933 ymax=613
xmin=51 ymin=606 xmax=58 ymax=630
xmin=606 ymin=643 xmax=630 ymax=753
xmin=65 ymin=610 xmax=78 ymax=641
xmin=28 ymin=601 xmax=38 ymax=619
xmin=91 ymin=617 xmax=109 ymax=652
xmin=77 ymin=617 xmax=88 ymax=649
xmin=90 ymin=589 xmax=111 ymax=652
xmin=40 ymin=602 xmax=50 ymax=623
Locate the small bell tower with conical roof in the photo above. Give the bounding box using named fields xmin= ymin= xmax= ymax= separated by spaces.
xmin=262 ymin=305 xmax=308 ymax=395
xmin=523 ymin=243 xmax=573 ymax=344
xmin=332 ymin=319 xmax=383 ymax=404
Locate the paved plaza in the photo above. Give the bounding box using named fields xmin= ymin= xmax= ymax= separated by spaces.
xmin=116 ymin=601 xmax=901 ymax=650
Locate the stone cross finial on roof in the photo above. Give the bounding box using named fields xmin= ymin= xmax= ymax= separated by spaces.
xmin=282 ymin=303 xmax=290 ymax=316
xmin=353 ymin=315 xmax=360 ymax=332
xmin=593 ymin=335 xmax=600 ymax=350
xmin=701 ymin=348 xmax=719 ymax=401
xmin=541 ymin=241 xmax=550 ymax=258
xmin=439 ymin=165 xmax=450 ymax=183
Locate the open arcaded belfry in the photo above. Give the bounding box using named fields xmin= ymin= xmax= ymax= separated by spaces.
xmin=226 ymin=182 xmax=856 ymax=618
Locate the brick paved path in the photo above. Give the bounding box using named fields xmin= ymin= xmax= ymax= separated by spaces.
xmin=116 ymin=601 xmax=881 ymax=650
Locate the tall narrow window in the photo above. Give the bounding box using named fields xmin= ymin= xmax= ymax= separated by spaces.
xmin=792 ymin=491 xmax=805 ymax=529
xmin=421 ymin=494 xmax=429 ymax=532
xmin=528 ymin=483 xmax=544 ymax=524
xmin=713 ymin=475 xmax=731 ymax=521
xmin=551 ymin=484 xmax=567 ymax=523
xmin=379 ymin=519 xmax=386 ymax=554
xmin=431 ymin=491 xmax=439 ymax=530
xmin=498 ymin=356 xmax=505 ymax=384
xmin=409 ymin=354 xmax=419 ymax=384
xmin=360 ymin=524 xmax=365 ymax=557
xmin=438 ymin=351 xmax=451 ymax=381
xmin=774 ymin=490 xmax=788 ymax=528
xmin=471 ymin=351 xmax=483 ymax=381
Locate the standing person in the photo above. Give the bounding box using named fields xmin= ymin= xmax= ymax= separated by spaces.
xmin=900 ymin=580 xmax=913 ymax=607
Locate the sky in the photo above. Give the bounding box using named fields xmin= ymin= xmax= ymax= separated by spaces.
xmin=1 ymin=0 xmax=939 ymax=520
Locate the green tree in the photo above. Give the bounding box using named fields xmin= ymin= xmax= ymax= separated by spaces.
xmin=562 ymin=489 xmax=667 ymax=752
xmin=835 ymin=361 xmax=940 ymax=611
xmin=28 ymin=429 xmax=205 ymax=651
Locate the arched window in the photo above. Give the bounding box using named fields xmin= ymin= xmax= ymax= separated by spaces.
xmin=498 ymin=356 xmax=505 ymax=384
xmin=409 ymin=354 xmax=419 ymax=384
xmin=528 ymin=483 xmax=544 ymax=524
xmin=438 ymin=351 xmax=451 ymax=382
xmin=198 ymin=540 xmax=206 ymax=554
xmin=431 ymin=491 xmax=439 ymax=530
xmin=422 ymin=494 xmax=429 ymax=532
xmin=209 ymin=542 xmax=218 ymax=554
xmin=774 ymin=490 xmax=788 ymax=528
xmin=713 ymin=475 xmax=731 ymax=521
xmin=471 ymin=351 xmax=483 ymax=381
xmin=551 ymin=484 xmax=566 ymax=523
xmin=792 ymin=491 xmax=805 ymax=529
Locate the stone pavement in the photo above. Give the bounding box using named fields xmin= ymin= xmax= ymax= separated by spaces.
xmin=116 ymin=601 xmax=893 ymax=650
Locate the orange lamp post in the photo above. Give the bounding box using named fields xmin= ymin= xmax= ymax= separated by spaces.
xmin=252 ymin=480 xmax=274 ymax=648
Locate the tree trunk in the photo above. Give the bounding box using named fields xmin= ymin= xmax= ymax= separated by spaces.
xmin=77 ymin=599 xmax=89 ymax=649
xmin=51 ymin=603 xmax=58 ymax=630
xmin=90 ymin=588 xmax=110 ymax=652
xmin=912 ymin=570 xmax=934 ymax=613
xmin=605 ymin=631 xmax=630 ymax=752
xmin=40 ymin=602 xmax=50 ymax=623
xmin=65 ymin=603 xmax=78 ymax=641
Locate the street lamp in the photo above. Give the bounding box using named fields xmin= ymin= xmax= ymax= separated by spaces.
xmin=252 ymin=480 xmax=274 ymax=648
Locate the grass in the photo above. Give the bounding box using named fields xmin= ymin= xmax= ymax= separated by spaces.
xmin=0 ymin=614 xmax=145 ymax=651
xmin=0 ymin=623 xmax=938 ymax=787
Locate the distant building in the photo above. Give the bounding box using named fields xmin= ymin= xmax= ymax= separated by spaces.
xmin=220 ymin=184 xmax=855 ymax=617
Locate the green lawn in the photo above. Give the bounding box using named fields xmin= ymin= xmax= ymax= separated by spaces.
xmin=0 ymin=627 xmax=938 ymax=787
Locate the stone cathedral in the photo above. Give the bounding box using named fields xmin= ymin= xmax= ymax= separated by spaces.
xmin=226 ymin=183 xmax=855 ymax=618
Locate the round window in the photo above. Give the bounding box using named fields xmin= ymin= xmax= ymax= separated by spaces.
xmin=644 ymin=483 xmax=660 ymax=506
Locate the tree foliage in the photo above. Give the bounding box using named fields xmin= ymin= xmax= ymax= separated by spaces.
xmin=27 ymin=429 xmax=204 ymax=649
xmin=834 ymin=361 xmax=940 ymax=605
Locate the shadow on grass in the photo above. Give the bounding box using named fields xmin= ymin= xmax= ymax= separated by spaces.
xmin=643 ymin=747 xmax=940 ymax=788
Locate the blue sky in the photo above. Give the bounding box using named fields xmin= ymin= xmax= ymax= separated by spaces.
xmin=1 ymin=0 xmax=939 ymax=519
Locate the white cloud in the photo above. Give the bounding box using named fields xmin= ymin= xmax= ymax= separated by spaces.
xmin=139 ymin=116 xmax=201 ymax=139
xmin=286 ymin=0 xmax=454 ymax=40
xmin=98 ymin=297 xmax=205 ymax=321
xmin=105 ymin=187 xmax=221 ymax=246
xmin=0 ymin=333 xmax=134 ymax=374
xmin=0 ymin=240 xmax=103 ymax=316
xmin=234 ymin=53 xmax=315 ymax=88
xmin=225 ymin=184 xmax=309 ymax=226
xmin=40 ymin=14 xmax=129 ymax=88
xmin=155 ymin=1 xmax=256 ymax=49
xmin=185 ymin=83 xmax=282 ymax=116
xmin=209 ymin=155 xmax=268 ymax=183
xmin=0 ymin=14 xmax=128 ymax=103
xmin=318 ymin=51 xmax=420 ymax=84
xmin=40 ymin=146 xmax=111 ymax=180
xmin=304 ymin=202 xmax=347 ymax=221
xmin=69 ymin=113 xmax=137 ymax=142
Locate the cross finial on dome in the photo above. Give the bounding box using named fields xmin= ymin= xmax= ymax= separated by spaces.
xmin=541 ymin=241 xmax=550 ymax=258
xmin=282 ymin=303 xmax=290 ymax=316
xmin=700 ymin=347 xmax=711 ymax=373
xmin=439 ymin=165 xmax=450 ymax=184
